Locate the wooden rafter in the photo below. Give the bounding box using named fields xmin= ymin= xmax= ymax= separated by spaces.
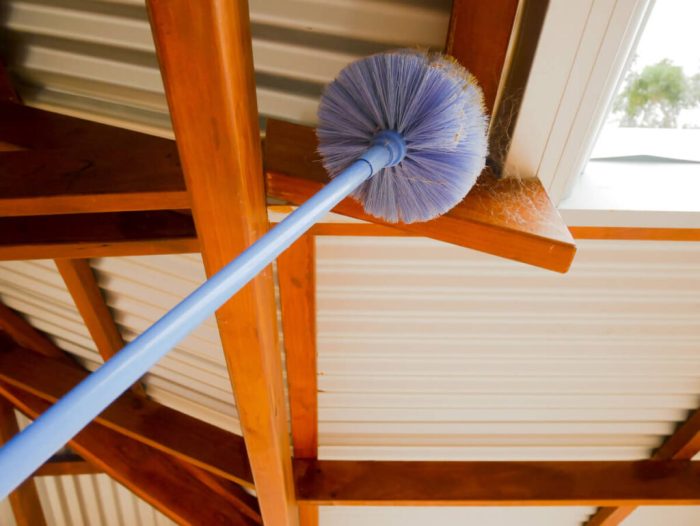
xmin=54 ymin=258 xmax=146 ymax=396
xmin=294 ymin=459 xmax=700 ymax=506
xmin=0 ymin=384 xmax=259 ymax=525
xmin=0 ymin=344 xmax=254 ymax=488
xmin=585 ymin=409 xmax=700 ymax=525
xmin=0 ymin=397 xmax=47 ymax=526
xmin=147 ymin=1 xmax=297 ymax=523
xmin=278 ymin=234 xmax=319 ymax=526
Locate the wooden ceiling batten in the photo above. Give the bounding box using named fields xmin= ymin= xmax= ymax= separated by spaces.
xmin=585 ymin=408 xmax=700 ymax=525
xmin=0 ymin=397 xmax=47 ymax=526
xmin=294 ymin=459 xmax=700 ymax=506
xmin=55 ymin=258 xmax=147 ymax=397
xmin=147 ymin=0 xmax=298 ymax=524
xmin=278 ymin=233 xmax=319 ymax=526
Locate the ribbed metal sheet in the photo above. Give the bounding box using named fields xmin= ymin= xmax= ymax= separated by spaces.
xmin=0 ymin=0 xmax=451 ymax=133
xmin=315 ymin=237 xmax=700 ymax=461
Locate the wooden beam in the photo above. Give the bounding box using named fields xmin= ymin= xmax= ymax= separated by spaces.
xmin=54 ymin=259 xmax=125 ymax=359
xmin=0 ymin=211 xmax=199 ymax=261
xmin=278 ymin=234 xmax=319 ymax=526
xmin=265 ymin=119 xmax=576 ymax=273
xmin=0 ymin=344 xmax=255 ymax=489
xmin=54 ymin=259 xmax=146 ymax=396
xmin=0 ymin=384 xmax=259 ymax=525
xmin=585 ymin=408 xmax=700 ymax=525
xmin=0 ymin=398 xmax=47 ymax=526
xmin=445 ymin=0 xmax=520 ymax=113
xmin=0 ymin=147 xmax=189 ymax=216
xmin=294 ymin=459 xmax=700 ymax=506
xmin=0 ymin=303 xmax=68 ymax=362
xmin=146 ymin=2 xmax=297 ymax=524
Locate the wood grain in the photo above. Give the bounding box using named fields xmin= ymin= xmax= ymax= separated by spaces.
xmin=0 ymin=211 xmax=199 ymax=261
xmin=265 ymin=119 xmax=576 ymax=273
xmin=147 ymin=1 xmax=297 ymax=524
xmin=0 ymin=303 xmax=69 ymax=362
xmin=0 ymin=397 xmax=47 ymax=526
xmin=278 ymin=234 xmax=319 ymax=526
xmin=445 ymin=0 xmax=520 ymax=113
xmin=294 ymin=459 xmax=700 ymax=506
xmin=0 ymin=147 xmax=188 ymax=216
xmin=55 ymin=258 xmax=147 ymax=396
xmin=1 ymin=384 xmax=258 ymax=525
xmin=0 ymin=344 xmax=254 ymax=489
xmin=586 ymin=408 xmax=700 ymax=525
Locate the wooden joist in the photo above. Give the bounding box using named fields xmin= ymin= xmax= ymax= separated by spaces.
xmin=33 ymin=455 xmax=102 ymax=477
xmin=586 ymin=408 xmax=700 ymax=525
xmin=147 ymin=1 xmax=297 ymax=524
xmin=0 ymin=211 xmax=199 ymax=260
xmin=0 ymin=397 xmax=47 ymax=526
xmin=0 ymin=384 xmax=260 ymax=525
xmin=54 ymin=258 xmax=147 ymax=396
xmin=278 ymin=234 xmax=319 ymax=526
xmin=0 ymin=344 xmax=254 ymax=489
xmin=294 ymin=459 xmax=700 ymax=506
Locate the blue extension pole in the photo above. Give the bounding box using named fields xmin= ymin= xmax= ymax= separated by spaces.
xmin=0 ymin=132 xmax=406 ymax=499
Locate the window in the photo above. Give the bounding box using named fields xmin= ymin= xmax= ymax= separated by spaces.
xmin=505 ymin=0 xmax=700 ymax=227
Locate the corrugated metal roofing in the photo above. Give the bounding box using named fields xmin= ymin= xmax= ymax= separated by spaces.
xmin=315 ymin=237 xmax=700 ymax=462
xmin=1 ymin=0 xmax=451 ymax=133
xmin=1 ymin=238 xmax=700 ymax=525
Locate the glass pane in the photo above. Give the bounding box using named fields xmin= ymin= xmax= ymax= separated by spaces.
xmin=590 ymin=0 xmax=700 ymax=164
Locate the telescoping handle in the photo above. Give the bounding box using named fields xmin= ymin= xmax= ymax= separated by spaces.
xmin=0 ymin=133 xmax=406 ymax=499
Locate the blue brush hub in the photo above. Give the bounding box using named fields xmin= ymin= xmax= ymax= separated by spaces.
xmin=317 ymin=51 xmax=489 ymax=224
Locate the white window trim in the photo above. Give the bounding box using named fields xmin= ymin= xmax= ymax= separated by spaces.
xmin=501 ymin=0 xmax=700 ymax=228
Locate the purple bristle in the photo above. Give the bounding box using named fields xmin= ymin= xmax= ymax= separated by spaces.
xmin=317 ymin=51 xmax=489 ymax=224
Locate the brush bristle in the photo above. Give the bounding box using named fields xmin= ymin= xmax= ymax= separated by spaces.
xmin=317 ymin=51 xmax=488 ymax=224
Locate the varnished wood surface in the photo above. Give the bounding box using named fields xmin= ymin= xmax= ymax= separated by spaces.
xmin=586 ymin=408 xmax=700 ymax=525
xmin=147 ymin=1 xmax=297 ymax=524
xmin=0 ymin=146 xmax=188 ymax=216
xmin=55 ymin=258 xmax=147 ymax=396
xmin=0 ymin=211 xmax=199 ymax=260
xmin=265 ymin=119 xmax=576 ymax=273
xmin=278 ymin=234 xmax=319 ymax=526
xmin=0 ymin=397 xmax=47 ymax=526
xmin=278 ymin=234 xmax=318 ymax=460
xmin=294 ymin=459 xmax=700 ymax=505
xmin=0 ymin=345 xmax=254 ymax=489
xmin=445 ymin=0 xmax=520 ymax=113
xmin=1 ymin=384 xmax=258 ymax=525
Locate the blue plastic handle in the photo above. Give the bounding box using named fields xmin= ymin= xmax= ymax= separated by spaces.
xmin=0 ymin=133 xmax=405 ymax=498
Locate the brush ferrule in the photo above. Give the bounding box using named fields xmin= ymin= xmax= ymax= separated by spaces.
xmin=371 ymin=130 xmax=406 ymax=168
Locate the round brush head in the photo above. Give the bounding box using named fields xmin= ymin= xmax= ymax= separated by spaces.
xmin=317 ymin=51 xmax=489 ymax=224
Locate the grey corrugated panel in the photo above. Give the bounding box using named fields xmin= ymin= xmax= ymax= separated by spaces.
xmin=320 ymin=506 xmax=596 ymax=526
xmin=315 ymin=237 xmax=700 ymax=462
xmin=1 ymin=0 xmax=451 ymax=130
